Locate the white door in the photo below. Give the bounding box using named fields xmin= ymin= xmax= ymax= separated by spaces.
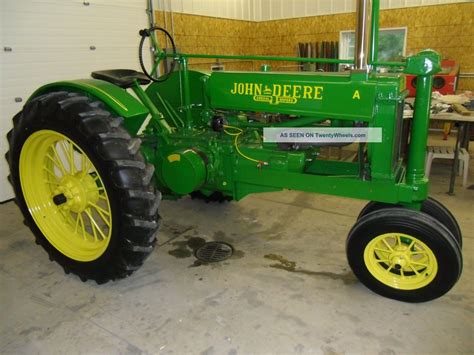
xmin=0 ymin=0 xmax=149 ymax=201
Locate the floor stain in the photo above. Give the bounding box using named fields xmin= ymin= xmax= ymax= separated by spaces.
xmin=231 ymin=250 xmax=245 ymax=259
xmin=8 ymin=239 xmax=30 ymax=251
xmin=168 ymin=237 xmax=206 ymax=259
xmin=168 ymin=248 xmax=192 ymax=258
xmin=169 ymin=231 xmax=245 ymax=264
xmin=264 ymin=254 xmax=296 ymax=270
xmin=264 ymin=254 xmax=357 ymax=285
xmin=19 ymin=326 xmax=42 ymax=336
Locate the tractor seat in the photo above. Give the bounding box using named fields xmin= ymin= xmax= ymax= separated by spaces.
xmin=91 ymin=69 xmax=150 ymax=88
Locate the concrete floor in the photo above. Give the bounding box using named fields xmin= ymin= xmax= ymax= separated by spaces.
xmin=1 ymin=133 xmax=473 ymax=354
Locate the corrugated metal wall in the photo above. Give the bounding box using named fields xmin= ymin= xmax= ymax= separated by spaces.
xmin=157 ymin=0 xmax=471 ymax=21
xmin=0 ymin=0 xmax=148 ymax=201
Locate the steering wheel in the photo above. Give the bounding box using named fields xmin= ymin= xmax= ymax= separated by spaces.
xmin=138 ymin=27 xmax=177 ymax=82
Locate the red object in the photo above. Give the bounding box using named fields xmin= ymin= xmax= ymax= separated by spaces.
xmin=406 ymin=60 xmax=460 ymax=97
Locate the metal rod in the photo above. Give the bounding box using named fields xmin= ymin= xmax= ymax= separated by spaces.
xmin=369 ymin=0 xmax=380 ymax=65
xmin=180 ymin=57 xmax=193 ymax=129
xmin=354 ymin=0 xmax=372 ymax=70
xmin=173 ymin=53 xmax=354 ymax=65
xmin=162 ymin=0 xmax=169 ymax=48
xmin=147 ymin=0 xmax=156 ymax=27
xmin=448 ymin=123 xmax=465 ymax=195
xmin=147 ymin=0 xmax=157 ymax=71
xmin=169 ymin=0 xmax=175 ymax=41
xmin=168 ymin=53 xmax=405 ymax=68
xmin=131 ymin=82 xmax=172 ymax=135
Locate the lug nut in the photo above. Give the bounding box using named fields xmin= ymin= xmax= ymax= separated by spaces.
xmin=53 ymin=193 xmax=68 ymax=206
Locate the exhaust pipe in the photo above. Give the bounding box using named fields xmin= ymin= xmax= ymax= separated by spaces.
xmin=354 ymin=0 xmax=373 ymax=71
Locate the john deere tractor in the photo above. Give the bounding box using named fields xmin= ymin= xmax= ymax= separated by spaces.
xmin=5 ymin=0 xmax=462 ymax=302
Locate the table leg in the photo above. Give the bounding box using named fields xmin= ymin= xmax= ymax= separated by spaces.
xmin=448 ymin=123 xmax=465 ymax=195
xmin=461 ymin=122 xmax=470 ymax=150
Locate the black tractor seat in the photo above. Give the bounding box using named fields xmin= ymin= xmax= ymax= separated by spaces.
xmin=91 ymin=69 xmax=150 ymax=88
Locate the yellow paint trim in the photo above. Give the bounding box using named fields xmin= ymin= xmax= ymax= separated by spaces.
xmin=81 ymin=82 xmax=129 ymax=112
xmin=168 ymin=154 xmax=181 ymax=162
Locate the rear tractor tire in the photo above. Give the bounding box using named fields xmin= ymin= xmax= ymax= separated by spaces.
xmin=6 ymin=91 xmax=161 ymax=283
xmin=346 ymin=208 xmax=462 ymax=302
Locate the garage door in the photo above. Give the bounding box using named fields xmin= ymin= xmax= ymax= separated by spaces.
xmin=0 ymin=0 xmax=149 ymax=201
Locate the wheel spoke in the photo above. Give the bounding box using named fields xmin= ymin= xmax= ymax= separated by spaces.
xmin=395 ymin=234 xmax=402 ymax=247
xmin=51 ymin=145 xmax=68 ymax=175
xmin=411 ymin=261 xmax=429 ymax=268
xmin=88 ymin=202 xmax=111 ymax=227
xmin=74 ymin=213 xmax=86 ymax=239
xmin=375 ymin=259 xmax=390 ymax=263
xmin=92 ymin=174 xmax=101 ymax=183
xmin=43 ymin=167 xmax=59 ymax=179
xmin=60 ymin=140 xmax=74 ymax=174
xmin=409 ymin=264 xmax=420 ymax=275
xmin=381 ymin=239 xmax=394 ymax=252
xmin=84 ymin=209 xmax=99 ymax=241
xmin=68 ymin=140 xmax=76 ymax=174
xmin=81 ymin=154 xmax=92 ymax=177
xmin=88 ymin=202 xmax=110 ymax=216
xmin=374 ymin=247 xmax=391 ymax=254
xmin=84 ymin=208 xmax=107 ymax=241
xmin=79 ymin=213 xmax=87 ymax=240
xmin=57 ymin=208 xmax=76 ymax=228
xmin=46 ymin=152 xmax=66 ymax=176
xmin=410 ymin=251 xmax=428 ymax=256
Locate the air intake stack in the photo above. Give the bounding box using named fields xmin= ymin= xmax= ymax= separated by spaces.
xmin=354 ymin=0 xmax=373 ymax=71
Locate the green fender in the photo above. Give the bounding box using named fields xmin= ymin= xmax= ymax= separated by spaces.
xmin=29 ymin=79 xmax=150 ymax=135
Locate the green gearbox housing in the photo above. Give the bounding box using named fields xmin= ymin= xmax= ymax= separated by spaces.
xmin=162 ymin=148 xmax=207 ymax=195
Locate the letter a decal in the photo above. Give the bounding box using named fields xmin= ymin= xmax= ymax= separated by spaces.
xmin=352 ymin=90 xmax=361 ymax=100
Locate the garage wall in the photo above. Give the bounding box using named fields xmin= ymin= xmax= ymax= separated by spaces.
xmin=158 ymin=0 xmax=471 ymax=21
xmin=253 ymin=2 xmax=474 ymax=89
xmin=253 ymin=0 xmax=472 ymax=21
xmin=157 ymin=0 xmax=255 ymax=20
xmin=157 ymin=2 xmax=473 ymax=88
xmin=0 ymin=0 xmax=149 ymax=201
xmin=155 ymin=11 xmax=256 ymax=71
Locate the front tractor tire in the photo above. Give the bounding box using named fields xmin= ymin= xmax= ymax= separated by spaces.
xmin=357 ymin=197 xmax=463 ymax=248
xmin=346 ymin=208 xmax=462 ymax=302
xmin=6 ymin=91 xmax=161 ymax=283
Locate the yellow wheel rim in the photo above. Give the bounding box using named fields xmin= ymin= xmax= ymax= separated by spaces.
xmin=19 ymin=130 xmax=112 ymax=262
xmin=364 ymin=233 xmax=438 ymax=290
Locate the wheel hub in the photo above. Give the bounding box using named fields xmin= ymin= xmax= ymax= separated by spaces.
xmin=389 ymin=245 xmax=411 ymax=269
xmin=364 ymin=232 xmax=438 ymax=290
xmin=53 ymin=173 xmax=99 ymax=213
xmin=390 ymin=252 xmax=409 ymax=269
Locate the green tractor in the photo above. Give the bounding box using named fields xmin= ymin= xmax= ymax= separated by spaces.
xmin=5 ymin=0 xmax=462 ymax=302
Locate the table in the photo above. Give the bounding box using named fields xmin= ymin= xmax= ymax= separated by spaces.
xmin=430 ymin=112 xmax=474 ymax=194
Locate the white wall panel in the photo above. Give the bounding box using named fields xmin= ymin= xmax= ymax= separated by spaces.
xmin=255 ymin=0 xmax=471 ymax=20
xmin=157 ymin=0 xmax=255 ymax=20
xmin=0 ymin=0 xmax=148 ymax=201
xmin=161 ymin=0 xmax=471 ymax=21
